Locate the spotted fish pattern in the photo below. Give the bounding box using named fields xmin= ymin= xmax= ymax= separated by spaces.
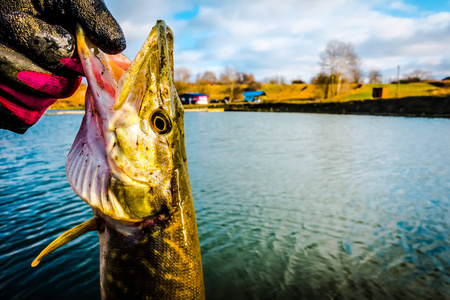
xmin=32 ymin=21 xmax=205 ymax=299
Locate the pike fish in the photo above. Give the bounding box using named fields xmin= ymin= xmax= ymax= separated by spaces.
xmin=32 ymin=20 xmax=205 ymax=299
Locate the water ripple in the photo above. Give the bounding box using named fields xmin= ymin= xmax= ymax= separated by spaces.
xmin=1 ymin=113 xmax=450 ymax=299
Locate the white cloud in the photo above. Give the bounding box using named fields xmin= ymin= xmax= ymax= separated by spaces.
xmin=104 ymin=0 xmax=450 ymax=81
xmin=119 ymin=21 xmax=155 ymax=41
xmin=388 ymin=1 xmax=418 ymax=13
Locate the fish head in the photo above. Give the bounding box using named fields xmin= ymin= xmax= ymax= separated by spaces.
xmin=67 ymin=20 xmax=187 ymax=223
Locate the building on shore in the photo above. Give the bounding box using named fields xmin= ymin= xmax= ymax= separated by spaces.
xmin=179 ymin=93 xmax=209 ymax=105
xmin=243 ymin=91 xmax=266 ymax=103
xmin=372 ymin=87 xmax=389 ymax=98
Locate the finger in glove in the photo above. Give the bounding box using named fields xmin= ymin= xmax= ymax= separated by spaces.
xmin=0 ymin=11 xmax=74 ymax=71
xmin=0 ymin=43 xmax=81 ymax=98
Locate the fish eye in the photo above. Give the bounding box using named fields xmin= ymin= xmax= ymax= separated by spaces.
xmin=150 ymin=110 xmax=172 ymax=135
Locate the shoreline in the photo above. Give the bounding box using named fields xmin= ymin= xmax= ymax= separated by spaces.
xmin=44 ymin=110 xmax=85 ymax=115
xmin=223 ymin=95 xmax=450 ymax=118
xmin=47 ymin=95 xmax=450 ymax=118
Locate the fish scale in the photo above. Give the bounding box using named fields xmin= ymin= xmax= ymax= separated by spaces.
xmin=32 ymin=20 xmax=205 ymax=299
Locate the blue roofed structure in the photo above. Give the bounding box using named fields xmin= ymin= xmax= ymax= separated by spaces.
xmin=243 ymin=91 xmax=266 ymax=102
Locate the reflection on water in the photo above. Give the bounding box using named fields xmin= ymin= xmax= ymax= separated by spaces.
xmin=1 ymin=112 xmax=449 ymax=299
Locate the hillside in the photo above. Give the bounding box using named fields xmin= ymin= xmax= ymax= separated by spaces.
xmin=50 ymin=81 xmax=450 ymax=110
xmin=50 ymin=83 xmax=86 ymax=110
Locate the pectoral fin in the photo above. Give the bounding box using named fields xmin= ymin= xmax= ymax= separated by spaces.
xmin=31 ymin=217 xmax=99 ymax=267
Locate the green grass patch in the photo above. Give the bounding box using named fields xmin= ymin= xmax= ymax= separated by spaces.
xmin=51 ymin=81 xmax=449 ymax=110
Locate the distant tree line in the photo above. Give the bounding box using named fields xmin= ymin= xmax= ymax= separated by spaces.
xmin=174 ymin=66 xmax=263 ymax=100
xmin=310 ymin=40 xmax=435 ymax=99
xmin=391 ymin=69 xmax=433 ymax=84
xmin=175 ymin=39 xmax=435 ymax=101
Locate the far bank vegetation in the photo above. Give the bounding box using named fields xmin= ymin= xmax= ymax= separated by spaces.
xmin=172 ymin=39 xmax=448 ymax=103
xmin=52 ymin=39 xmax=449 ymax=110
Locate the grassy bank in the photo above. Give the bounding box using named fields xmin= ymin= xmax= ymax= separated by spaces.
xmin=224 ymin=95 xmax=450 ymax=118
xmin=184 ymin=82 xmax=448 ymax=102
xmin=330 ymin=82 xmax=448 ymax=103
xmin=50 ymin=82 xmax=449 ymax=110
xmin=50 ymin=84 xmax=86 ymax=110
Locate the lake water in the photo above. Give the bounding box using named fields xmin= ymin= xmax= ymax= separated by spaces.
xmin=0 ymin=112 xmax=449 ymax=299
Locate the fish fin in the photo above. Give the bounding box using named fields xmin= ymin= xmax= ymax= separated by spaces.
xmin=68 ymin=25 xmax=130 ymax=217
xmin=31 ymin=218 xmax=99 ymax=267
xmin=66 ymin=90 xmax=113 ymax=214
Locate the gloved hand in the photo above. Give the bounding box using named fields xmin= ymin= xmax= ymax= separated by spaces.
xmin=0 ymin=0 xmax=126 ymax=133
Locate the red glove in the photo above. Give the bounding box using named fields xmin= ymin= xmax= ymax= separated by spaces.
xmin=0 ymin=0 xmax=126 ymax=134
xmin=0 ymin=69 xmax=82 ymax=131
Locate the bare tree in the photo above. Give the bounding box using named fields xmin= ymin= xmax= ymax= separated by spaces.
xmin=311 ymin=72 xmax=332 ymax=100
xmin=236 ymin=72 xmax=257 ymax=85
xmin=204 ymin=71 xmax=217 ymax=84
xmin=262 ymin=75 xmax=286 ymax=85
xmin=349 ymin=57 xmax=363 ymax=84
xmin=234 ymin=72 xmax=261 ymax=90
xmin=219 ymin=67 xmax=236 ymax=84
xmin=404 ymin=69 xmax=432 ymax=82
xmin=220 ymin=67 xmax=237 ymax=100
xmin=368 ymin=70 xmax=382 ymax=84
xmin=174 ymin=67 xmax=191 ymax=94
xmin=319 ymin=40 xmax=360 ymax=95
xmin=196 ymin=71 xmax=217 ymax=85
xmin=175 ymin=66 xmax=191 ymax=83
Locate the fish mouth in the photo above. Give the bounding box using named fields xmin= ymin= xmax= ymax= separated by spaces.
xmin=67 ymin=21 xmax=178 ymax=222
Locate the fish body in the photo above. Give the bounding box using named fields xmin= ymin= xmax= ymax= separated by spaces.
xmin=33 ymin=21 xmax=204 ymax=299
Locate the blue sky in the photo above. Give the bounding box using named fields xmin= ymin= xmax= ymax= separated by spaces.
xmin=174 ymin=5 xmax=200 ymax=20
xmin=105 ymin=0 xmax=450 ymax=82
xmin=375 ymin=0 xmax=450 ymax=17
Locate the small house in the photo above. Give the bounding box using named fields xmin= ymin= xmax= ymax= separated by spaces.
xmin=179 ymin=93 xmax=209 ymax=105
xmin=243 ymin=91 xmax=266 ymax=103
